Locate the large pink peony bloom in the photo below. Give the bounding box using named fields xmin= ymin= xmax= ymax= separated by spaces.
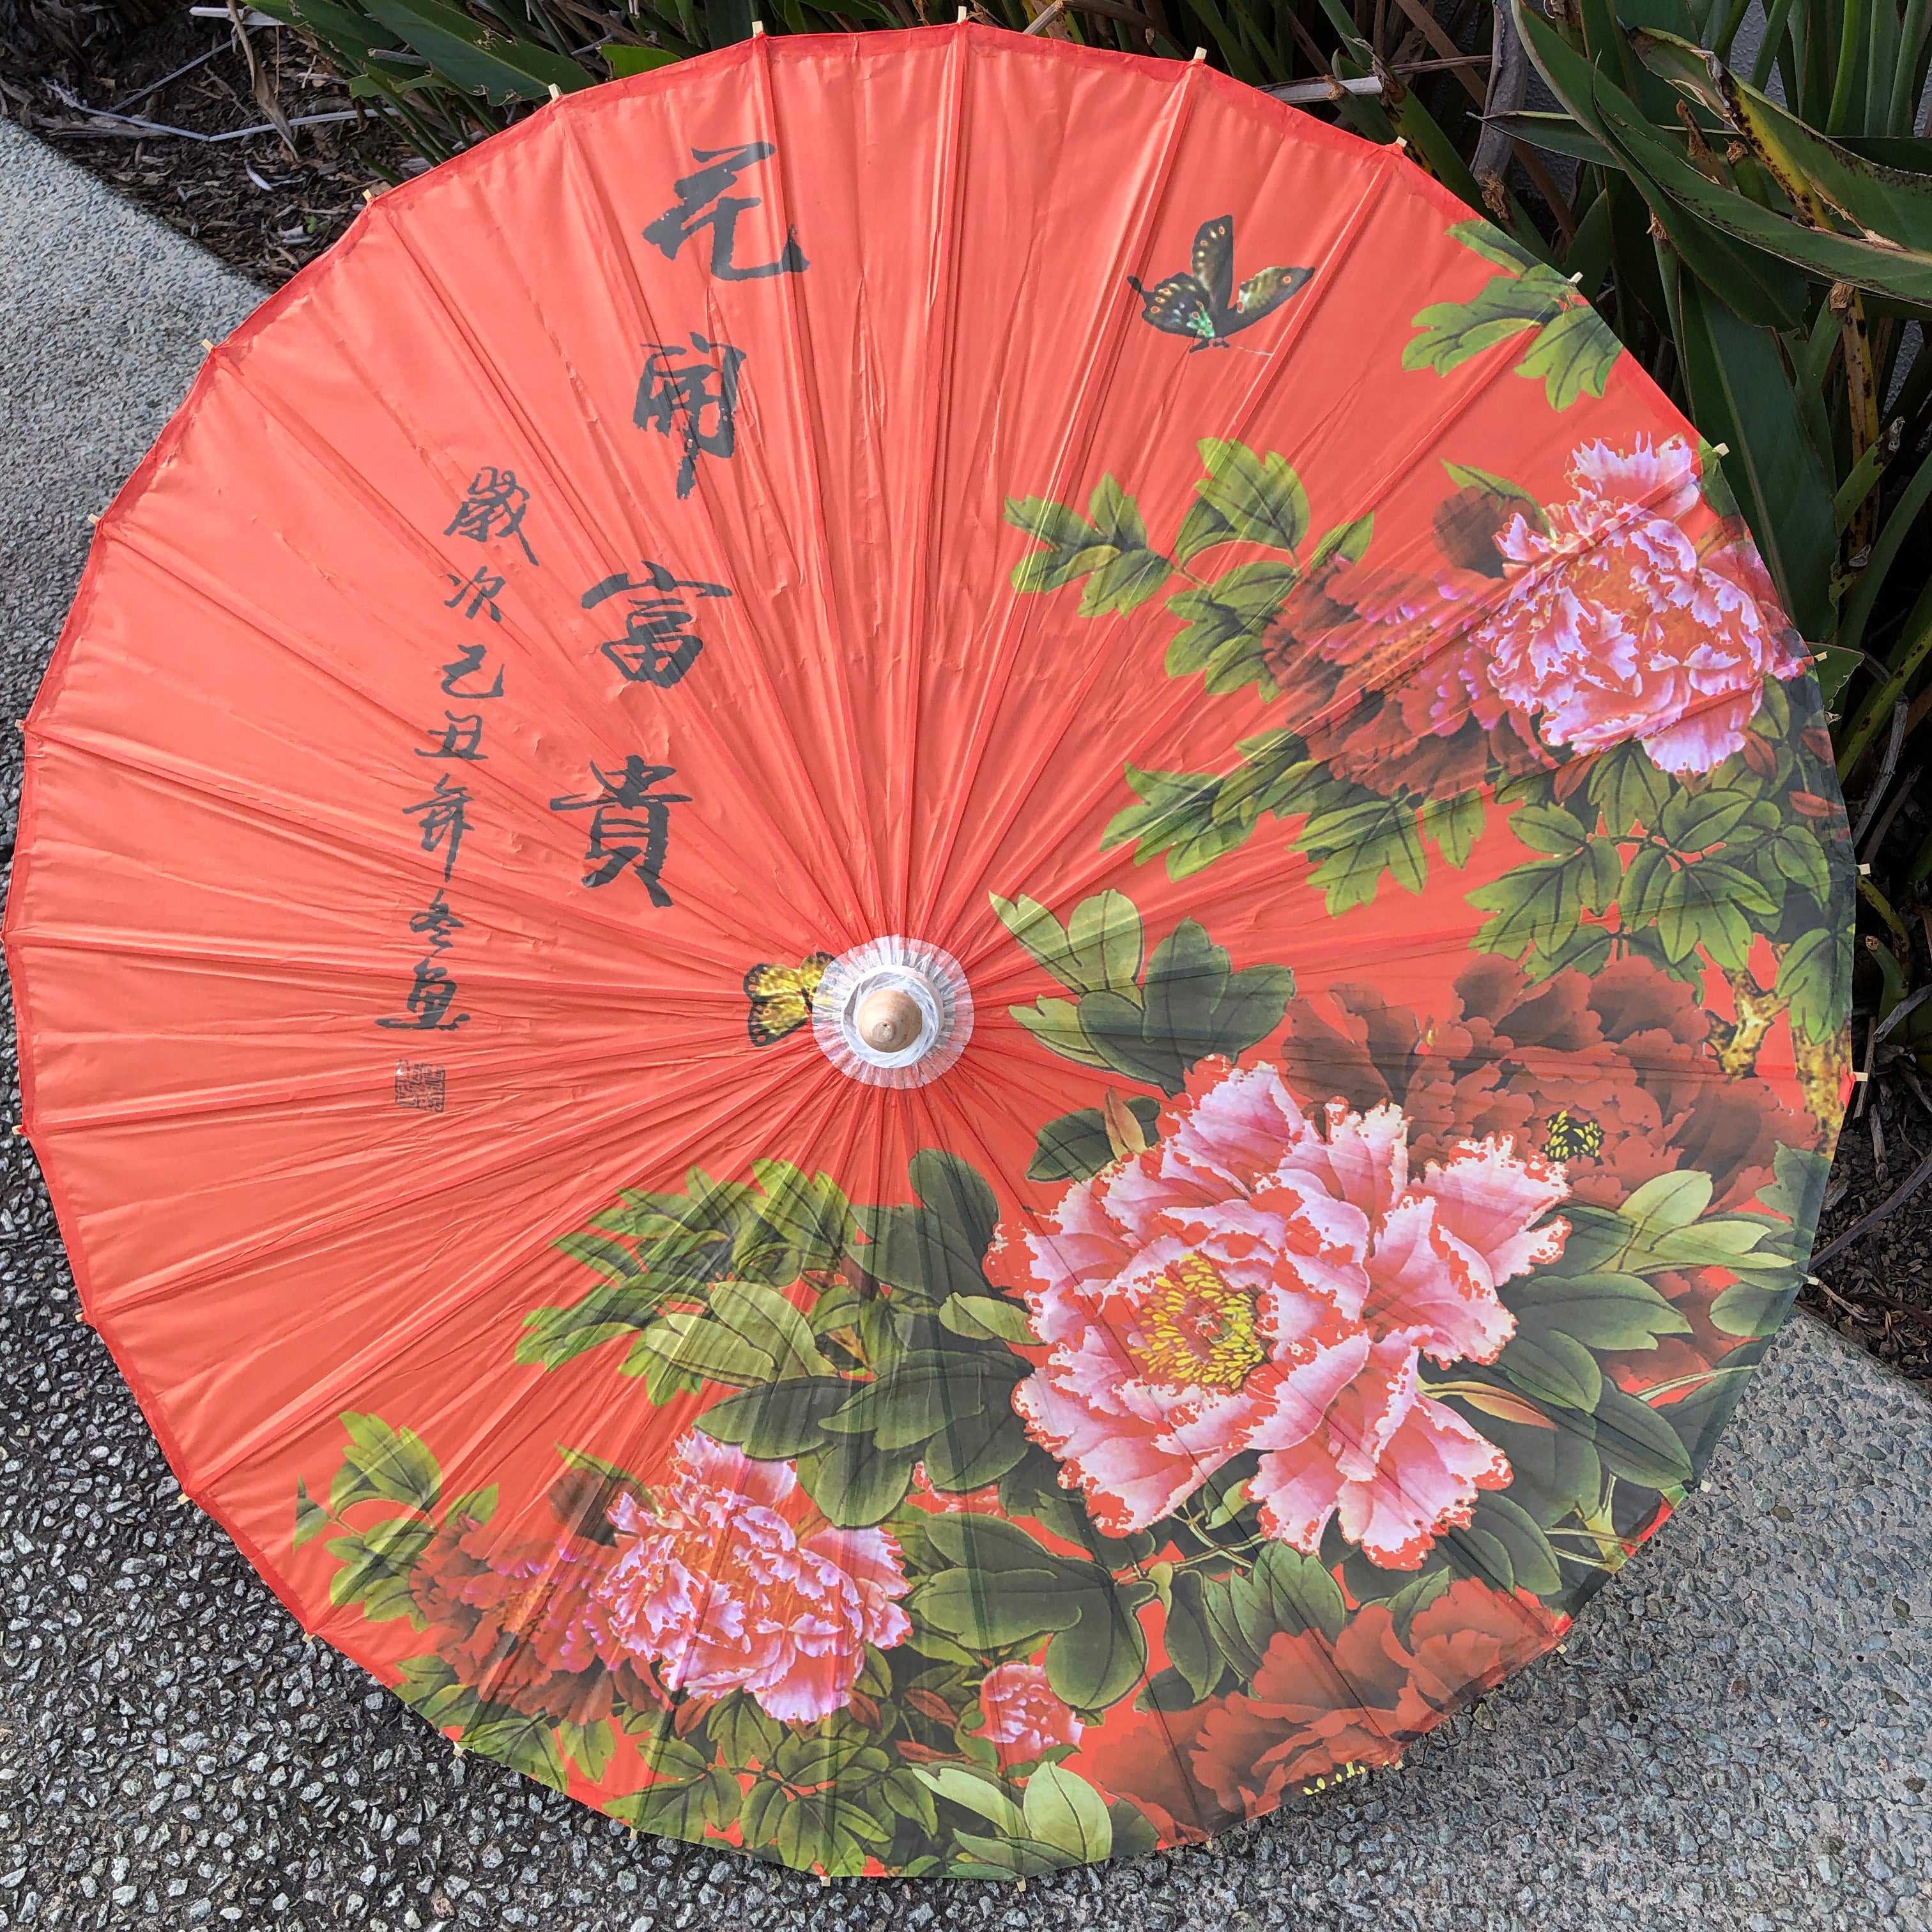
xmin=979 ymin=1661 xmax=1083 ymax=1767
xmin=988 ymin=1060 xmax=1570 ymax=1568
xmin=1472 ymin=435 xmax=1805 ymax=775
xmin=590 ymin=1431 xmax=910 ymax=1722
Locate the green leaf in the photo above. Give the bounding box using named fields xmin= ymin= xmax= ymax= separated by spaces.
xmin=1508 ymin=291 xmax=1621 ymax=410
xmin=853 ymin=1153 xmax=998 ymax=1303
xmin=1776 ymin=926 xmax=1853 ymax=1041
xmin=326 ymin=1515 xmax=434 ymax=1623
xmin=558 ymin=1718 xmax=613 ymax=1783
xmin=1163 ymin=1570 xmax=1223 ymax=1701
xmin=1499 ymin=1327 xmax=1604 ymax=1411
xmin=1026 ymin=1099 xmax=1163 ymax=1182
xmin=1163 ymin=562 xmax=1300 ymax=698
xmin=1509 ymin=802 xmax=1593 ymax=855
xmin=1419 ymin=792 xmax=1485 ymax=868
xmin=605 ymin=43 xmax=677 ymax=75
xmin=912 ymin=1765 xmax=1027 ymax=1839
xmin=825 ymin=1349 xmax=983 ymax=1451
xmin=463 ymin=1710 xmax=570 ymax=1790
xmin=1190 ymin=438 xmax=1311 ymax=555
xmin=1102 ymin=765 xmax=1241 ymax=877
xmin=554 ymin=1230 xmax=646 ymax=1286
xmin=706 ymin=1694 xmax=781 ymax=1770
xmin=1469 ymin=852 xmax=1583 ymax=960
xmin=1709 ymin=1278 xmax=1799 ymax=1337
xmin=1012 ymin=997 xmax=1115 ymax=1071
xmin=1065 ymin=890 xmax=1145 ymax=994
xmin=359 ymin=0 xmax=588 ymax=102
xmin=608 ymin=1766 xmax=741 ymax=1837
xmin=1381 ymin=1567 xmax=1455 ymax=1641
xmin=293 ymin=1476 xmax=330 ymax=1548
xmin=1005 ymin=496 xmax=1112 ymax=594
xmin=706 ymin=1280 xmax=832 ymax=1381
xmin=939 ymin=1293 xmax=1038 ymax=1347
xmin=516 ymin=1296 xmax=649 ymax=1372
xmin=1021 ymin=1763 xmax=1113 ymax=1862
xmin=1045 ymin=1584 xmax=1149 ymax=1712
xmin=1082 ymin=548 xmax=1174 ymax=618
xmin=795 ymin=1436 xmax=916 ymax=1527
xmin=696 ymin=1376 xmax=856 ymax=1459
xmin=1142 ymin=918 xmax=1232 ymax=1067
xmin=1621 ymin=1169 xmax=1716 ymax=1238
xmin=1510 ymin=1271 xmax=1694 ymax=1351
xmin=329 ymin=1413 xmax=441 ymax=1515
xmin=392 ymin=1652 xmax=481 ymax=1733
xmin=633 ymin=1310 xmax=772 ymax=1388
xmin=1448 ymin=216 xmax=1541 ymax=272
xmin=1590 ymin=742 xmax=1673 ymax=835
xmin=923 ymin=1407 xmax=1032 ymax=1494
xmin=1761 ymin=1141 xmax=1832 ymax=1235
xmin=1004 ymin=480 xmax=1172 ymax=614
xmin=1669 ymin=275 xmax=1836 ymax=643
xmin=1406 ymin=271 xmax=1568 ymax=377
xmin=1591 ymin=1383 xmax=1694 ymax=1489
xmin=1308 ymin=514 xmax=1375 ymax=569
xmin=916 ymin=1567 xmax=1077 ymax=1648
xmin=1471 ymin=1493 xmax=1564 ymax=1597
xmin=1301 ymin=793 xmax=1429 ymax=914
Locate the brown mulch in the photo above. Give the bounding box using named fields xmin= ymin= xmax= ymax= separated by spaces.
xmin=1801 ymin=1080 xmax=1932 ymax=1390
xmin=2 ymin=3 xmax=415 ymax=286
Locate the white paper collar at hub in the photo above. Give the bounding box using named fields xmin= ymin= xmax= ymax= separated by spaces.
xmin=811 ymin=935 xmax=972 ymax=1089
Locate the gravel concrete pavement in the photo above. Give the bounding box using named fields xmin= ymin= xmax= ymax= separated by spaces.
xmin=3 ymin=115 xmax=1931 ymax=1932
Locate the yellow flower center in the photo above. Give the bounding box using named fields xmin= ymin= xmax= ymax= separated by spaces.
xmin=1133 ymin=1254 xmax=1265 ymax=1392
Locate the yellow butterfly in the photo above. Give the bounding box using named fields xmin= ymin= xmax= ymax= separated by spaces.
xmin=744 ymin=953 xmax=834 ymax=1046
xmin=1544 ymin=1110 xmax=1605 ymax=1162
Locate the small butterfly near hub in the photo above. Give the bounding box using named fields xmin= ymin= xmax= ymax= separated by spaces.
xmin=744 ymin=952 xmax=834 ymax=1046
xmin=1128 ymin=215 xmax=1313 ymax=351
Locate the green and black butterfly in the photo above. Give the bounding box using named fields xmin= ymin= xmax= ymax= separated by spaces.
xmin=1127 ymin=215 xmax=1314 ymax=351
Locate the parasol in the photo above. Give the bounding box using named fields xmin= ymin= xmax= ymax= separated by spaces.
xmin=5 ymin=26 xmax=1853 ymax=1879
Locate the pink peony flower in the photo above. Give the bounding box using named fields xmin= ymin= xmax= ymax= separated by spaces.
xmin=988 ymin=1059 xmax=1570 ymax=1568
xmin=589 ymin=1431 xmax=910 ymax=1723
xmin=1473 ymin=435 xmax=1805 ymax=775
xmin=979 ymin=1661 xmax=1083 ymax=1767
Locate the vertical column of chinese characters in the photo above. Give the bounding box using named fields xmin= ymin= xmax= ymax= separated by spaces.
xmin=385 ymin=466 xmax=539 ymax=1112
xmin=546 ymin=144 xmax=807 ymax=911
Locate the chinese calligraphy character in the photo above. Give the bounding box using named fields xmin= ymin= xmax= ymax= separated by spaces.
xmin=440 ymin=641 xmax=505 ymax=700
xmin=445 ymin=465 xmax=538 ymax=566
xmin=643 ymin=142 xmax=808 ymax=281
xmin=393 ymin=1058 xmax=448 ymax=1108
xmin=404 ymin=772 xmax=473 ymax=881
xmin=549 ymin=756 xmax=691 ymax=906
xmin=408 ymin=889 xmax=464 ymax=952
xmin=581 ymin=562 xmax=732 ymax=689
xmin=634 ymin=334 xmax=746 ymax=500
xmin=445 ymin=566 xmax=505 ymax=622
xmin=417 ymin=712 xmax=488 ymax=762
xmin=378 ymin=960 xmax=470 ymax=1032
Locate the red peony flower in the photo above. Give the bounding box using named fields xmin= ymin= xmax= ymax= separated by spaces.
xmin=410 ymin=1506 xmax=627 ymax=1727
xmin=1473 ymin=436 xmax=1805 ymax=776
xmin=590 ymin=1431 xmax=910 ymax=1723
xmin=1094 ymin=1579 xmax=1565 ymax=1830
xmin=979 ymin=1661 xmax=1083 ymax=1767
xmin=988 ymin=1059 xmax=1570 ymax=1567
xmin=1261 ymin=438 xmax=1799 ymax=797
xmin=1279 ymin=954 xmax=1807 ymax=1213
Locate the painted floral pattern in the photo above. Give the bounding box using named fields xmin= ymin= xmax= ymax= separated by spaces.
xmin=988 ymin=1058 xmax=1567 ymax=1564
xmin=293 ymin=213 xmax=1850 ymax=1882
xmin=597 ymin=1433 xmax=912 ymax=1723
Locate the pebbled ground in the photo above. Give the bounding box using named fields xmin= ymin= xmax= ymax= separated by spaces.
xmin=3 ymin=115 xmax=1931 ymax=1932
